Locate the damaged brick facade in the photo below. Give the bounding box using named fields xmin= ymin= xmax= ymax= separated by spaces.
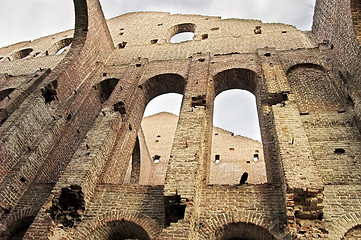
xmin=0 ymin=0 xmax=360 ymax=239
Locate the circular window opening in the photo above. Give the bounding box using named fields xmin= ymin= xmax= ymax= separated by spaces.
xmin=169 ymin=23 xmax=196 ymax=43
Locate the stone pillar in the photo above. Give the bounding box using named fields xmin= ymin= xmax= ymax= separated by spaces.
xmin=259 ymin=48 xmax=325 ymax=238
xmin=161 ymin=54 xmax=210 ymax=240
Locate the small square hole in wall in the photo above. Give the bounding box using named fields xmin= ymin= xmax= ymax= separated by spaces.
xmin=254 ymin=154 xmax=259 ymax=162
xmin=151 ymin=39 xmax=158 ymax=44
xmin=229 ymin=147 xmax=234 ymax=151
xmin=155 ymin=139 xmax=159 ymax=143
xmin=246 ymin=161 xmax=251 ymax=163
xmin=215 ymin=154 xmax=220 ymax=164
xmin=215 ymin=133 xmax=218 ymax=135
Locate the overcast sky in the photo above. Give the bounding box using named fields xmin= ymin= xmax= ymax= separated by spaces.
xmin=0 ymin=0 xmax=316 ymax=142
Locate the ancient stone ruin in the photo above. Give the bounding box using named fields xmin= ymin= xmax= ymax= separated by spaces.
xmin=0 ymin=0 xmax=360 ymax=239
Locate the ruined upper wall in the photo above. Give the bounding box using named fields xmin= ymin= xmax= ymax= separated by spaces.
xmin=313 ymin=0 xmax=361 ymax=83
xmin=106 ymin=12 xmax=316 ymax=65
xmin=0 ymin=11 xmax=317 ymax=76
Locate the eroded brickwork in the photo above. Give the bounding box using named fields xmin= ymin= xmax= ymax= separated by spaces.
xmin=0 ymin=0 xmax=360 ymax=239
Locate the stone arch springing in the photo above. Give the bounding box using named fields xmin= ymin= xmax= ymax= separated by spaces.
xmin=95 ymin=78 xmax=120 ymax=103
xmin=211 ymin=68 xmax=268 ymax=184
xmin=351 ymin=0 xmax=361 ymax=45
xmin=75 ymin=210 xmax=161 ymax=240
xmin=0 ymin=88 xmax=15 ymax=102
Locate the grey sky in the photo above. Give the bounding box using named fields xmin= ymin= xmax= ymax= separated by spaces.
xmin=0 ymin=0 xmax=316 ymax=142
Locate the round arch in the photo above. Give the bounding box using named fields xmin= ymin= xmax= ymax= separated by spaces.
xmin=87 ymin=220 xmax=150 ymax=240
xmin=197 ymin=211 xmax=285 ymax=240
xmin=74 ymin=210 xmax=161 ymax=240
xmin=47 ymin=38 xmax=73 ymax=55
xmin=140 ymin=73 xmax=186 ymax=108
xmin=211 ymin=68 xmax=271 ymax=184
xmin=326 ymin=212 xmax=361 ymax=239
xmin=213 ymin=68 xmax=259 ymax=98
xmin=286 ymin=63 xmax=325 ymax=75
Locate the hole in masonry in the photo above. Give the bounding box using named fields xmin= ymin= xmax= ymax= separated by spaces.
xmin=164 ymin=194 xmax=186 ymax=227
xmin=239 ymin=172 xmax=248 ymax=185
xmin=215 ymin=154 xmax=220 ymax=163
xmin=118 ymin=42 xmax=127 ymax=49
xmin=153 ymin=155 xmax=161 ymax=163
xmin=254 ymin=26 xmax=262 ymax=34
xmin=334 ymin=148 xmax=345 ymax=154
xmin=151 ymin=39 xmax=158 ymax=44
xmin=202 ymin=34 xmax=208 ymax=40
xmin=264 ymin=53 xmax=271 ymax=57
xmin=254 ymin=154 xmax=259 ymax=162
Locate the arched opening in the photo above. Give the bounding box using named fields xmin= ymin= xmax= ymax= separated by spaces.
xmin=169 ymin=23 xmax=196 ymax=43
xmin=210 ymin=68 xmax=267 ymax=185
xmin=10 ymin=48 xmax=33 ymax=60
xmin=133 ymin=73 xmax=185 ymax=185
xmin=351 ymin=0 xmax=361 ymax=44
xmin=0 ymin=88 xmax=15 ymax=102
xmin=215 ymin=222 xmax=277 ymax=240
xmin=140 ymin=93 xmax=183 ymax=185
xmin=211 ymin=89 xmax=266 ymax=185
xmin=5 ymin=216 xmax=35 ymax=240
xmin=170 ymin=32 xmax=195 ymax=43
xmin=95 ymin=78 xmax=119 ymax=103
xmin=54 ymin=38 xmax=73 ymax=55
xmin=87 ymin=220 xmax=150 ymax=240
xmin=344 ymin=224 xmax=361 ymax=239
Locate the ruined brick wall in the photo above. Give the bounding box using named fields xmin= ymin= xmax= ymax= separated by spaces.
xmin=0 ymin=0 xmax=360 ymax=239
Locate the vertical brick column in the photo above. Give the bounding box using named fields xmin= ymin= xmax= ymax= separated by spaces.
xmin=259 ymin=48 xmax=325 ymax=238
xmin=164 ymin=54 xmax=210 ymax=198
xmin=161 ymin=53 xmax=210 ymax=240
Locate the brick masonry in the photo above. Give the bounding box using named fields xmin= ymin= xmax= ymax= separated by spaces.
xmin=0 ymin=0 xmax=360 ymax=239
